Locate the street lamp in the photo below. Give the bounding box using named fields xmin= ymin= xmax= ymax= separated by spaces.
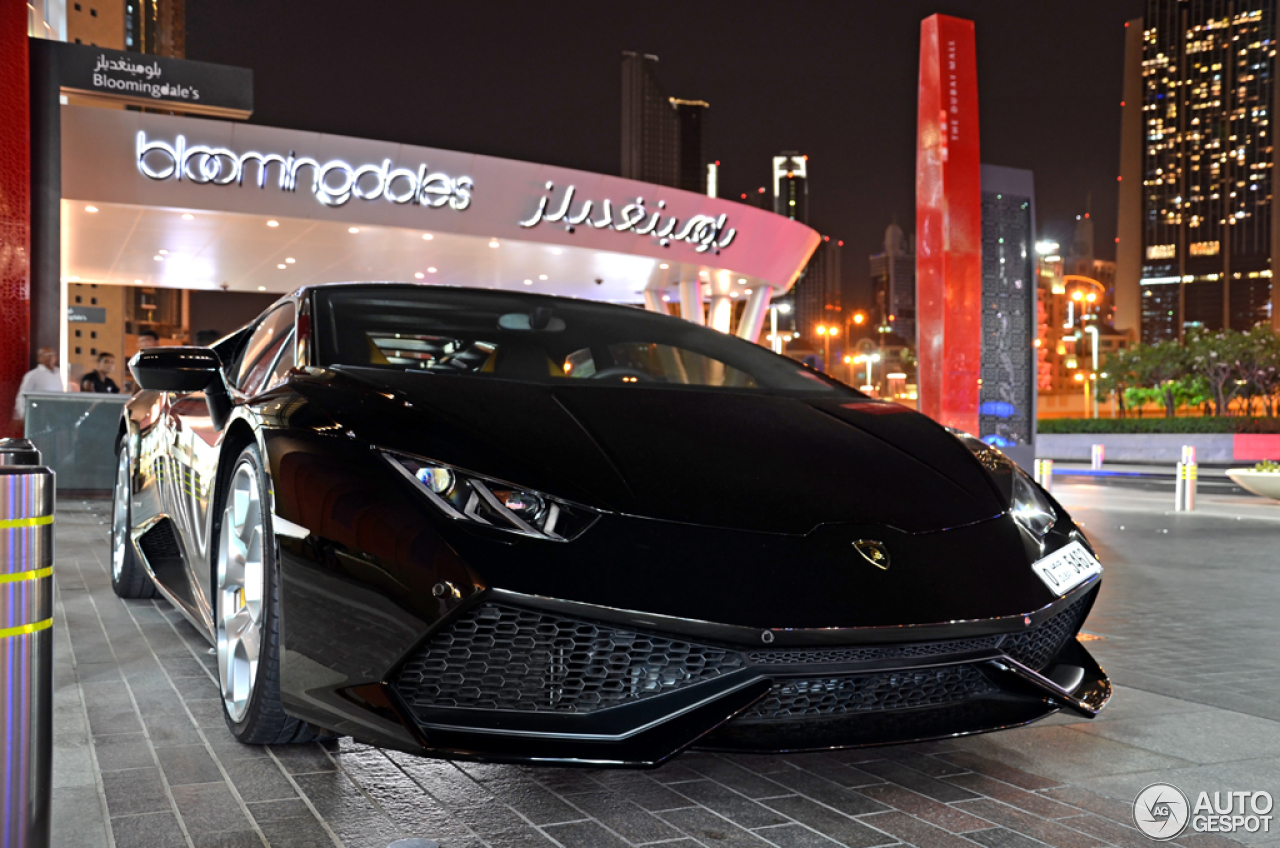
xmin=1083 ymin=325 xmax=1100 ymax=419
xmin=816 ymin=325 xmax=838 ymax=372
xmin=843 ymin=354 xmax=854 ymax=385
xmin=853 ymin=353 xmax=880 ymax=395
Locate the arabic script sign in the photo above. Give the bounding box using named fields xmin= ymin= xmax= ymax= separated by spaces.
xmin=136 ymin=132 xmax=474 ymax=210
xmin=55 ymin=41 xmax=253 ymax=118
xmin=520 ymin=183 xmax=736 ymax=253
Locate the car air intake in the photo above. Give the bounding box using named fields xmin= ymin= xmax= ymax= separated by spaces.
xmin=393 ymin=603 xmax=744 ymax=714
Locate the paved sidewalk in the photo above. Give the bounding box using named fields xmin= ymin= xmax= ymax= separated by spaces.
xmin=49 ymin=497 xmax=1273 ymax=848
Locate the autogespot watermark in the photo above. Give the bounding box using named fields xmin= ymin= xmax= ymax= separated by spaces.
xmin=1133 ymin=783 xmax=1273 ymax=840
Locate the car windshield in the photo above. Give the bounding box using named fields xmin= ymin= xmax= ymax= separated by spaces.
xmin=312 ymin=284 xmax=856 ymax=396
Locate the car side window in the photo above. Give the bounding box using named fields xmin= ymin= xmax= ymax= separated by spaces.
xmin=263 ymin=329 xmax=296 ymax=391
xmin=236 ymin=305 xmax=295 ymax=395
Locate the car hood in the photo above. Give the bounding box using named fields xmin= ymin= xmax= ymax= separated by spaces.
xmin=295 ymin=367 xmax=1007 ymax=535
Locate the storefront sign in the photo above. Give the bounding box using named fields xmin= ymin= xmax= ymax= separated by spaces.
xmin=520 ymin=183 xmax=736 ymax=253
xmin=135 ymin=132 xmax=474 ymax=210
xmin=67 ymin=307 xmax=106 ymax=324
xmin=55 ymin=42 xmax=252 ymax=119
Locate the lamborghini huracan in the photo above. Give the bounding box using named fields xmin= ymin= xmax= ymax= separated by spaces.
xmin=113 ymin=282 xmax=1109 ymax=766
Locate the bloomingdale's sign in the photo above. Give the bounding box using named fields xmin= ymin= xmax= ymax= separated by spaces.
xmin=136 ymin=132 xmax=474 ymax=209
xmin=520 ymin=182 xmax=737 ymax=254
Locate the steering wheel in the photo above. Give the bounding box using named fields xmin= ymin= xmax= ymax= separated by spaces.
xmin=589 ymin=367 xmax=655 ymax=382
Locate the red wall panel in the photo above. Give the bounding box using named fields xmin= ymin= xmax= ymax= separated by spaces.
xmin=916 ymin=15 xmax=981 ymax=436
xmin=0 ymin=10 xmax=31 ymax=437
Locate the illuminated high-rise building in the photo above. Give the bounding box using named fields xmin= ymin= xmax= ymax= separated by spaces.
xmin=869 ymin=223 xmax=916 ymax=344
xmin=126 ymin=0 xmax=185 ymax=57
xmin=620 ymin=52 xmax=708 ymax=193
xmin=1119 ymin=1 xmax=1279 ymax=342
xmin=772 ymin=153 xmax=809 ymax=224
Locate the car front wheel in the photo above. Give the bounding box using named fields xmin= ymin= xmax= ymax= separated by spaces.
xmin=215 ymin=443 xmax=319 ymax=744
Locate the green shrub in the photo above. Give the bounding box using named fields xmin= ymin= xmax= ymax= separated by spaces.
xmin=1037 ymin=417 xmax=1280 ymax=434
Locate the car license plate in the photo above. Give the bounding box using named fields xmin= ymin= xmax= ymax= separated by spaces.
xmin=1032 ymin=541 xmax=1101 ymax=596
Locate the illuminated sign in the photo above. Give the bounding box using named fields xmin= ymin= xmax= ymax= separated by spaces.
xmin=55 ymin=42 xmax=253 ymax=119
xmin=1189 ymin=240 xmax=1220 ymax=257
xmin=1146 ymin=244 xmax=1177 ymax=259
xmin=136 ymin=132 xmax=473 ymax=210
xmin=519 ymin=183 xmax=736 ymax=253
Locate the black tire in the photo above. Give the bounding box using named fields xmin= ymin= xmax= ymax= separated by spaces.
xmin=215 ymin=442 xmax=320 ymax=745
xmin=111 ymin=440 xmax=159 ymax=599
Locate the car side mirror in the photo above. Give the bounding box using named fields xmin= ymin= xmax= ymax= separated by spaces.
xmin=130 ymin=347 xmax=234 ymax=430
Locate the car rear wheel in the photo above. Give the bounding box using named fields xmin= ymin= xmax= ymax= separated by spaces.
xmin=215 ymin=443 xmax=320 ymax=744
xmin=110 ymin=443 xmax=158 ymax=599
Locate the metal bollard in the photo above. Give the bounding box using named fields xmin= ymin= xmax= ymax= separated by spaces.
xmin=1175 ymin=444 xmax=1197 ymax=512
xmin=1090 ymin=443 xmax=1105 ymax=470
xmin=1034 ymin=458 xmax=1053 ymax=492
xmin=1 ymin=438 xmax=55 ymax=848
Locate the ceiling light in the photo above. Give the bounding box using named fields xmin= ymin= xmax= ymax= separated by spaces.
xmin=550 ymin=248 xmax=562 ymax=255
xmin=277 ymin=264 xmax=286 ymax=269
xmin=730 ymin=291 xmax=739 ymax=298
xmin=181 ymin=213 xmax=194 ymax=220
xmin=659 ymin=263 xmax=669 ymax=269
xmin=428 ymin=267 xmax=437 ymax=273
xmin=422 ymin=233 xmax=434 ymax=240
xmin=153 ymin=255 xmax=163 ymax=261
xmin=415 ymin=272 xmax=424 ymax=279
xmin=700 ymin=271 xmax=709 ymax=278
xmin=267 ymin=220 xmax=279 ymax=227
xmin=662 ymin=295 xmax=670 ymax=302
xmin=745 ymin=288 xmax=753 ymax=294
xmin=538 ymin=274 xmax=548 ymax=280
xmin=85 ymin=205 xmax=98 ymax=213
xmin=489 ymin=240 xmax=500 ymax=248
xmin=523 ymin=279 xmax=533 ymax=285
xmin=134 ymin=279 xmax=142 ymax=284
xmin=158 ymin=249 xmax=168 ymax=255
xmin=285 ymin=257 xmax=295 ymax=264
xmin=257 ymin=286 xmax=266 ymax=291
xmin=68 ymin=275 xmax=80 ymax=282
xmin=348 ymin=227 xmax=360 ymax=234
xmin=738 ymin=278 xmax=746 ymax=284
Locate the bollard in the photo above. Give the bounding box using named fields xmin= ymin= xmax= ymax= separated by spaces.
xmin=1034 ymin=458 xmax=1053 ymax=492
xmin=1 ymin=438 xmax=55 ymax=848
xmin=1090 ymin=443 xmax=1105 ymax=470
xmin=1175 ymin=444 xmax=1197 ymax=512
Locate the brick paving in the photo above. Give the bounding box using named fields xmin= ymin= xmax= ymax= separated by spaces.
xmin=48 ymin=496 xmax=1270 ymax=848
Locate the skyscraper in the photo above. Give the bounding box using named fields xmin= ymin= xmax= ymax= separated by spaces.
xmin=1118 ymin=1 xmax=1279 ymax=342
xmin=772 ymin=154 xmax=808 ymax=223
xmin=620 ymin=52 xmax=708 ymax=193
xmin=869 ymin=223 xmax=916 ymax=344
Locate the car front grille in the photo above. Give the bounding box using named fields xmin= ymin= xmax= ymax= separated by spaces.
xmin=393 ymin=592 xmax=1091 ymax=718
xmin=734 ymin=664 xmax=995 ymax=723
xmin=393 ymin=603 xmax=744 ymax=714
xmin=747 ymin=635 xmax=1003 ymax=666
xmin=1000 ymin=593 xmax=1091 ymax=671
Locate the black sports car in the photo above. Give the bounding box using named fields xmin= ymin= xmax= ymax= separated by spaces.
xmin=113 ymin=282 xmax=1109 ymax=766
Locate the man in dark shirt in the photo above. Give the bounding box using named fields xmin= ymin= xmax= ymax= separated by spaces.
xmin=80 ymin=352 xmax=120 ymax=394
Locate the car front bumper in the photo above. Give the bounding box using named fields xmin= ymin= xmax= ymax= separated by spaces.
xmin=339 ymin=580 xmax=1109 ymax=767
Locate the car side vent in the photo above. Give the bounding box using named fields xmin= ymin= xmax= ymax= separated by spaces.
xmin=138 ymin=519 xmax=182 ymax=564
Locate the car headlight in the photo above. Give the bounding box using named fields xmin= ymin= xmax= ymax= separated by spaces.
xmin=1011 ymin=468 xmax=1056 ymax=539
xmin=946 ymin=427 xmax=1056 ymax=539
xmin=384 ymin=452 xmax=599 ymax=541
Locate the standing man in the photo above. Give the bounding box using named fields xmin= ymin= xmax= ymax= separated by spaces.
xmin=80 ymin=352 xmax=120 ymax=394
xmin=11 ymin=347 xmax=65 ymax=425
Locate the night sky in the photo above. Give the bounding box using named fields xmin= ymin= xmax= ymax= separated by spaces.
xmin=188 ymin=0 xmax=1144 ymax=307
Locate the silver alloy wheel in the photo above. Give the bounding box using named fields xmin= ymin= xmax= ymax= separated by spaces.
xmin=112 ymin=447 xmax=130 ymax=582
xmin=217 ymin=461 xmax=266 ymax=724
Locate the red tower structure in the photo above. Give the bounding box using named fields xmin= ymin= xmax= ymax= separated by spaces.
xmin=916 ymin=14 xmax=981 ymax=435
xmin=1 ymin=5 xmax=31 ymax=437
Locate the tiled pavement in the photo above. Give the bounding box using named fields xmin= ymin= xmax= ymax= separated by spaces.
xmin=48 ymin=492 xmax=1277 ymax=848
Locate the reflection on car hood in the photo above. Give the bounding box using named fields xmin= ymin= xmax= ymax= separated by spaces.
xmin=299 ymin=367 xmax=1006 ymax=535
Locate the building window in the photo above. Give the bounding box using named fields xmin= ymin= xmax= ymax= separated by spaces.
xmin=75 ymin=347 xmax=81 ymax=355
xmin=90 ymin=348 xmax=97 ymax=356
xmin=90 ymin=331 xmax=97 ymax=339
xmin=90 ymin=298 xmax=97 ymax=305
xmin=75 ymin=330 xmax=81 ymax=338
xmin=74 ymin=296 xmax=81 ymax=304
xmin=74 ymin=2 xmax=81 ymax=9
xmin=90 ymin=8 xmax=97 ymax=16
